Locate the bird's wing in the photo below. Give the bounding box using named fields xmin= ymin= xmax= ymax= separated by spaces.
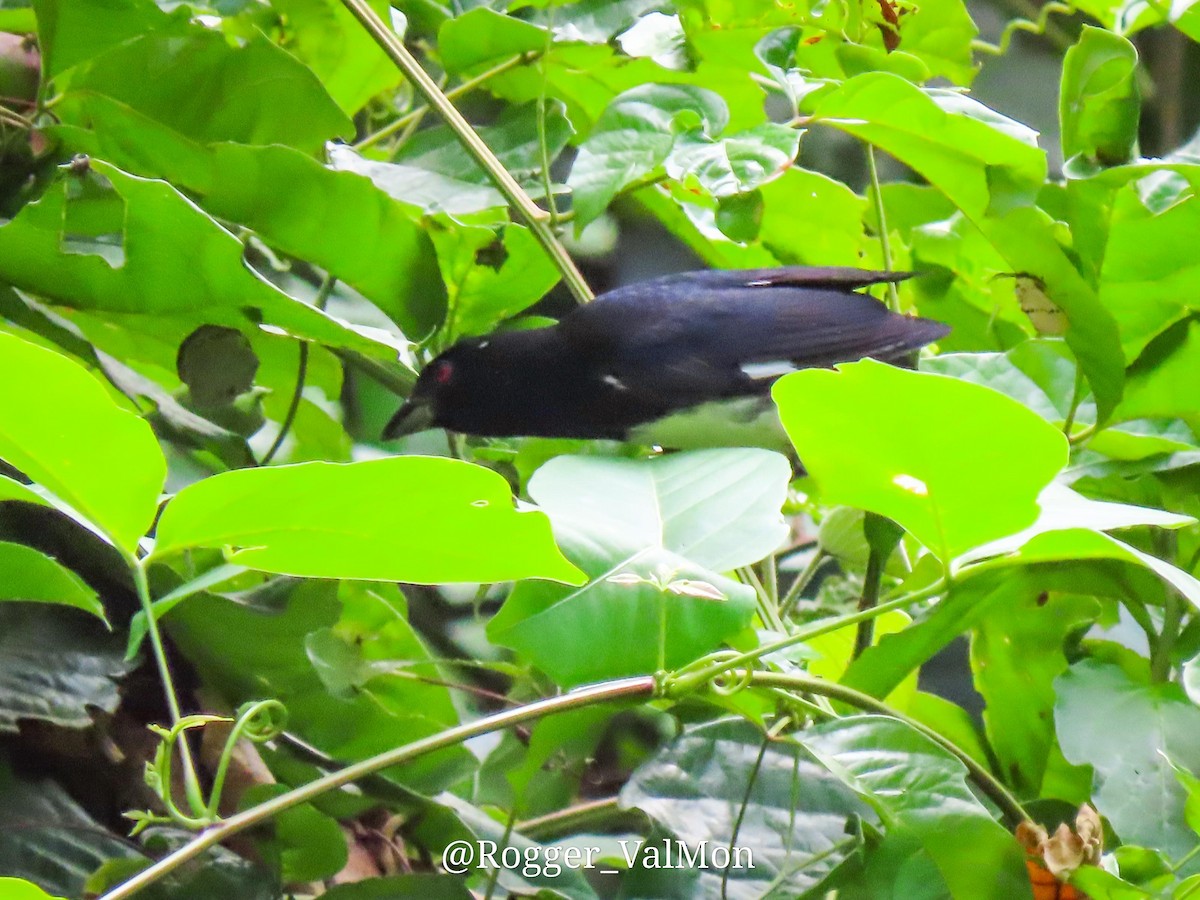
xmin=626 ymin=266 xmax=916 ymax=293
xmin=565 ymin=282 xmax=946 ymax=372
xmin=730 ymin=291 xmax=950 ymax=375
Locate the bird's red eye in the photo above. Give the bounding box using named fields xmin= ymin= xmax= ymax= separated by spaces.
xmin=433 ymin=360 xmax=453 ymax=385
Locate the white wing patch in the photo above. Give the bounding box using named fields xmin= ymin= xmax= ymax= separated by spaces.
xmin=740 ymin=360 xmax=800 ymax=380
xmin=602 ymin=374 xmax=628 ymax=391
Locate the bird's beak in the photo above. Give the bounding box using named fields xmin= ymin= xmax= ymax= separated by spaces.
xmin=382 ymin=397 xmax=436 ymax=440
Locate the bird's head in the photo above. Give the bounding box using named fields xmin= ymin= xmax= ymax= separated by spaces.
xmin=382 ymin=337 xmax=494 ymax=439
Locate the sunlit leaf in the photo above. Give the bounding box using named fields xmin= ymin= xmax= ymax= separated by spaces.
xmin=0 ymin=542 xmax=104 ymax=621
xmin=1057 ymin=660 xmax=1200 ymax=862
xmin=0 ymin=331 xmax=163 ymax=553
xmin=152 ymin=457 xmax=583 ymax=585
xmin=774 ymin=359 xmax=1068 ymax=560
xmin=489 ymin=449 xmax=790 ymax=685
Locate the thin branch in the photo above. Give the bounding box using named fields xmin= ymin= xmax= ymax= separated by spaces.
xmin=354 ymin=53 xmax=535 ymax=152
xmin=338 ymin=0 xmax=593 ymax=305
xmin=99 ymin=677 xmax=657 ymax=900
xmin=667 ymin=580 xmax=947 ymax=695
xmin=130 ymin=559 xmax=206 ymax=814
xmin=866 ymin=145 xmax=900 ymax=312
xmin=259 ymin=275 xmax=336 ymax=465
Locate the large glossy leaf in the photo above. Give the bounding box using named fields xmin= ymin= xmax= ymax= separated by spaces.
xmin=773 ymin=359 xmax=1068 ymax=561
xmin=0 ymin=604 xmax=132 ymax=732
xmin=1115 ymin=318 xmax=1200 ymax=428
xmin=489 ymin=449 xmax=790 ymax=686
xmin=0 ymin=161 xmax=403 ymax=360
xmin=620 ymin=718 xmax=868 ymax=897
xmin=0 ymin=878 xmax=65 ymax=900
xmin=1059 ymin=27 xmax=1140 ymax=166
xmin=0 ymin=542 xmax=104 ymax=620
xmin=972 ymin=591 xmax=1100 ymax=797
xmin=51 ymin=106 xmax=443 ymax=340
xmin=0 ymin=331 xmax=163 ymax=554
xmin=757 ymin=167 xmax=867 ymax=266
xmin=151 ymin=457 xmax=583 ymax=585
xmin=801 ymin=716 xmax=1032 ymax=899
xmin=811 ymin=73 xmax=1046 ymax=221
xmin=957 ymin=483 xmax=1200 ymax=609
xmin=957 ymin=482 xmax=1195 ymax=569
xmin=569 ymin=83 xmax=728 ymax=228
xmin=428 ymin=218 xmax=561 ymax=341
xmin=1056 ymin=660 xmax=1200 ymax=862
xmin=31 ymin=0 xmax=166 ymax=78
xmin=842 ymin=565 xmax=1116 ymax=726
xmin=1099 ymin=190 xmax=1200 ymax=362
xmin=0 ymin=753 xmax=276 ymax=900
xmin=981 ymin=206 xmax=1125 ymax=425
xmin=59 ymin=22 xmax=351 ymax=153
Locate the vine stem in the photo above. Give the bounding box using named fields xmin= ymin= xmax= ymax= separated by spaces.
xmin=260 ymin=274 xmax=335 ymax=466
xmin=99 ymin=677 xmax=656 ymax=900
xmin=865 ymin=144 xmax=900 ymax=312
xmin=338 ymin=0 xmax=594 ymax=305
xmin=354 ymin=52 xmax=536 ymax=151
xmin=130 ymin=558 xmax=206 ymax=815
xmin=746 ymin=671 xmax=1031 ymax=828
xmin=668 ymin=579 xmax=946 ymax=694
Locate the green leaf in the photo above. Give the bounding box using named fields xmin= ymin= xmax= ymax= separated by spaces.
xmin=957 ymin=482 xmax=1196 ymax=569
xmin=0 ymin=604 xmax=132 ymax=732
xmin=1056 ymin=660 xmax=1200 ymax=862
xmin=59 ymin=22 xmax=351 ymax=153
xmin=1099 ymin=189 xmax=1200 ymax=362
xmin=0 ymin=542 xmax=104 ymax=621
xmin=240 ymin=785 xmax=348 ymax=883
xmin=921 ymin=343 xmax=1081 ymax=424
xmin=773 ymin=359 xmax=1068 ymax=560
xmin=0 ymin=161 xmax=402 ymax=361
xmin=665 ymin=121 xmax=800 ymax=197
xmin=438 ymin=7 xmax=546 ymax=76
xmin=50 ymin=105 xmax=444 ymax=340
xmin=0 ymin=757 xmax=146 ymax=898
xmin=812 ymin=73 xmax=1046 ymax=221
xmin=980 ymin=206 xmax=1126 ymax=425
xmin=270 ymin=0 xmax=400 ymax=115
xmin=0 ymin=878 xmax=66 ymax=900
xmin=896 ymin=0 xmax=979 ymax=86
xmin=972 ymin=591 xmax=1099 ymax=796
xmin=800 ymin=716 xmax=1032 ymax=900
xmin=327 ymin=142 xmax=509 ymax=215
xmin=166 ymin=581 xmax=475 ymax=795
xmin=489 ymin=449 xmax=790 ymax=685
xmin=1060 ymin=27 xmax=1140 ymax=166
xmin=620 ymin=718 xmax=867 ymax=897
xmin=152 ymin=457 xmax=583 ymax=585
xmin=391 ymin=101 xmax=574 ymax=202
xmin=569 ymin=83 xmax=728 ymax=228
xmin=1116 ymin=319 xmax=1200 ymax=428
xmin=428 ymin=220 xmax=561 ymax=341
xmin=0 ymin=331 xmax=163 ymax=554
xmin=758 ymin=167 xmax=868 ymax=266
xmin=31 ymin=0 xmax=167 ymax=78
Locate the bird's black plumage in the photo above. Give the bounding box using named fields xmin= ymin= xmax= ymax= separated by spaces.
xmin=384 ymin=267 xmax=949 ymax=444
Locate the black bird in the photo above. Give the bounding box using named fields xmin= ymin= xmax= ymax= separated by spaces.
xmin=384 ymin=267 xmax=949 ymax=449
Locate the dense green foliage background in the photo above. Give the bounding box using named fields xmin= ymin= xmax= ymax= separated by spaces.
xmin=3 ymin=0 xmax=1200 ymax=897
